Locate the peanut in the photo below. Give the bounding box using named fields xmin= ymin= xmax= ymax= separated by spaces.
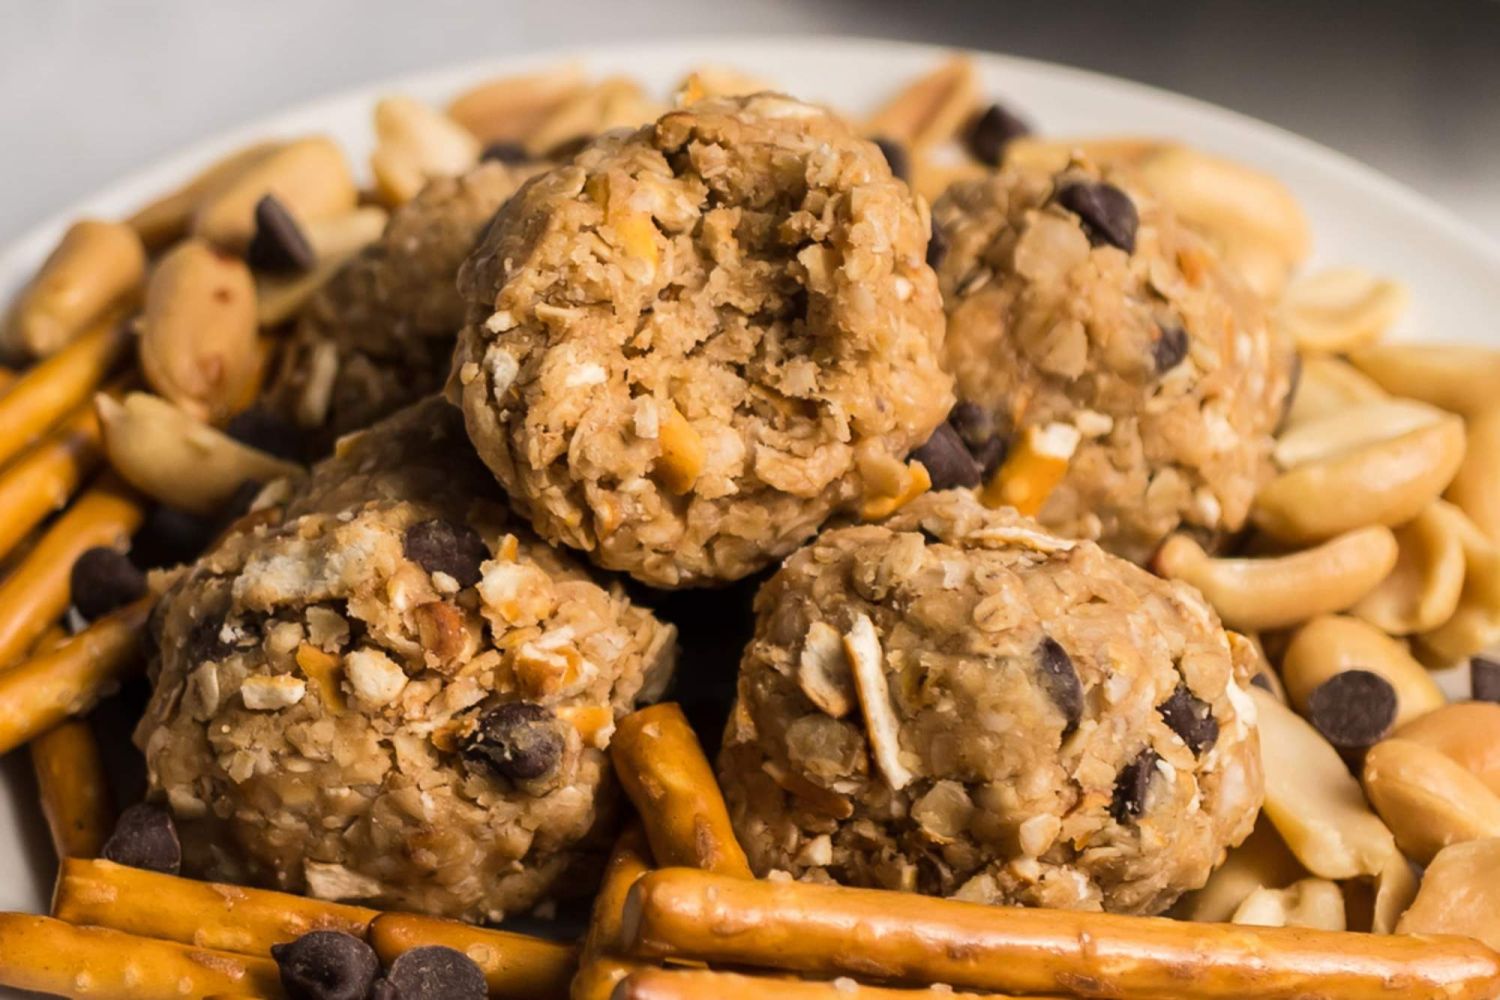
xmin=1281 ymin=615 xmax=1445 ymax=733
xmin=193 ymin=136 xmax=356 ymax=253
xmin=3 ymin=220 xmax=145 ymax=358
xmin=1362 ymin=738 xmax=1500 ymax=865
xmin=1396 ymin=702 xmax=1500 ymax=798
xmin=1396 ymin=838 xmax=1500 ymax=950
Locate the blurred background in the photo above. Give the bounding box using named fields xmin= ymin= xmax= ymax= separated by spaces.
xmin=2 ymin=0 xmax=1498 ymax=238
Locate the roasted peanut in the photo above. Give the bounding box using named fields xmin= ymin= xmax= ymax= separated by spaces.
xmin=3 ymin=220 xmax=145 ymax=358
xmin=1371 ymin=852 xmax=1419 ymax=934
xmin=1281 ymin=616 xmax=1445 ymax=738
xmin=1003 ymin=136 xmax=1164 ymax=174
xmin=1396 ymin=838 xmax=1500 ymax=950
xmin=139 ymin=238 xmax=259 ymax=424
xmin=1349 ymin=342 xmax=1500 ymax=419
xmin=1252 ymin=413 xmax=1465 ymax=544
xmin=524 ymin=77 xmax=662 ymax=157
xmin=1174 ymin=818 xmax=1305 ymax=923
xmin=1276 ymin=267 xmax=1408 ymax=354
xmin=1447 ymin=405 xmax=1500 ymax=543
xmin=1252 ymin=687 xmax=1398 ymax=879
xmin=1362 ymin=738 xmax=1500 ymax=864
xmin=673 ymin=66 xmax=774 ymax=105
xmin=370 ymin=96 xmax=481 ymax=206
xmin=193 ymin=136 xmax=357 ymax=253
xmin=1272 ymin=398 xmax=1442 ymax=471
xmin=1352 ymin=500 xmax=1467 ymax=635
xmin=1232 ymin=878 xmax=1346 ymax=931
xmin=446 ymin=65 xmax=587 ymax=144
xmin=1283 ymin=356 xmax=1387 ymax=429
xmin=97 ymin=392 xmax=301 ymax=517
xmin=1153 ymin=527 xmax=1398 ymax=632
xmin=1419 ymin=510 xmax=1500 ymax=666
xmin=255 ymin=207 xmax=388 ymax=326
xmin=1396 ymin=702 xmax=1500 ymax=799
xmin=127 ymin=141 xmax=280 ymax=250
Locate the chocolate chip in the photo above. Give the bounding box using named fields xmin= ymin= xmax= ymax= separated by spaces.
xmin=543 ymin=134 xmax=595 ymax=161
xmin=224 ymin=479 xmax=265 ymax=521
xmin=910 ymin=423 xmax=981 ymax=490
xmin=381 ymin=945 xmax=487 ymax=1000
xmin=70 ymin=547 xmax=147 ymax=622
xmin=132 ymin=504 xmax=218 ymax=568
xmin=926 ymin=218 xmax=947 ymax=269
xmin=1306 ymin=670 xmax=1397 ymax=749
xmin=272 ymin=931 xmax=380 ymax=1000
xmin=1249 ymin=672 xmax=1274 ymax=693
xmin=185 ymin=614 xmax=236 ymax=665
xmin=1111 ymin=749 xmax=1160 ymax=824
xmin=462 ymin=702 xmax=564 ymax=781
xmin=403 ymin=519 xmax=488 ymax=587
xmin=1054 ymin=181 xmax=1138 ymax=253
xmin=1474 ymin=657 xmax=1500 ymax=703
xmin=1157 ymin=683 xmax=1219 ymax=755
xmin=965 ymin=103 xmax=1031 ymax=166
xmin=226 ymin=406 xmax=305 ymax=463
xmin=1153 ymin=324 xmax=1189 ymax=374
xmin=947 ymin=402 xmax=1007 ymax=479
xmin=101 ymin=802 xmax=181 ymax=873
xmin=872 ymin=136 xmax=911 ymax=183
xmin=1036 ymin=637 xmax=1084 ymax=737
xmin=247 ymin=195 xmax=316 ymax=274
xmin=480 ymin=141 xmax=530 ymax=164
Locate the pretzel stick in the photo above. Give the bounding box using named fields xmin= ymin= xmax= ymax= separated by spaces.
xmin=571 ymin=823 xmax=653 ymax=1000
xmin=611 ymin=968 xmax=1000 ymax=1000
xmin=609 ymin=703 xmax=751 ymax=878
xmin=367 ymin=912 xmax=578 ymax=1000
xmin=0 ymin=911 xmax=284 ymax=998
xmin=0 ymin=476 xmax=142 ymax=669
xmin=0 ymin=315 xmax=130 ymax=469
xmin=32 ymin=719 xmax=115 ymax=859
xmin=52 ymin=857 xmax=376 ymax=956
xmin=0 ymin=403 xmax=102 ymax=562
xmin=621 ymin=868 xmax=1500 ymax=1000
xmin=0 ymin=595 xmax=151 ymax=755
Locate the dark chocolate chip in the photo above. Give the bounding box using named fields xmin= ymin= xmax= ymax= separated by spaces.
xmin=185 ymin=614 xmax=236 ymax=665
xmin=1153 ymin=324 xmax=1190 ymax=374
xmin=371 ymin=982 xmax=400 ymax=1000
xmin=462 ymin=702 xmax=564 ymax=781
xmin=910 ymin=423 xmax=981 ymax=490
xmin=1306 ymin=670 xmax=1397 ymax=749
xmin=381 ymin=945 xmax=487 ymax=1000
xmin=480 ymin=141 xmax=530 ymax=164
xmin=70 ymin=547 xmax=147 ymax=622
xmin=132 ymin=504 xmax=218 ymax=568
xmin=225 ymin=479 xmax=265 ymax=521
xmin=1474 ymin=657 xmax=1500 ymax=703
xmin=965 ymin=103 xmax=1031 ymax=166
xmin=403 ymin=519 xmax=488 ymax=588
xmin=226 ymin=406 xmax=306 ymax=463
xmin=271 ymin=930 xmax=380 ymax=1000
xmin=247 ymin=195 xmax=316 ymax=274
xmin=926 ymin=218 xmax=947 ymax=269
xmin=947 ymin=402 xmax=1008 ymax=479
xmin=1036 ymin=637 xmax=1084 ymax=737
xmin=1111 ymin=749 xmax=1160 ymax=824
xmin=872 ymin=136 xmax=911 ymax=183
xmin=1249 ymin=672 xmax=1275 ymax=693
xmin=543 ymin=134 xmax=595 ymax=161
xmin=970 ymin=435 xmax=1008 ymax=480
xmin=1055 ymin=181 xmax=1138 ymax=253
xmin=1157 ymin=683 xmax=1219 ymax=755
xmin=101 ymin=802 xmax=181 ymax=873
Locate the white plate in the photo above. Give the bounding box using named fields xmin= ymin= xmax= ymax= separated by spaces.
xmin=2 ymin=34 xmax=1498 ymax=976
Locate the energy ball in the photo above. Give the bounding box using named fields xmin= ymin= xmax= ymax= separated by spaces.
xmin=718 ymin=490 xmax=1262 ymax=915
xmin=136 ymin=398 xmax=677 ymax=922
xmin=452 ymin=94 xmax=953 ymax=588
xmin=271 ymin=161 xmax=538 ymax=447
xmin=933 ymin=160 xmax=1293 ymax=563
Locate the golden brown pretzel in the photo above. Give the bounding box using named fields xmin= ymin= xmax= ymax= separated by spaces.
xmin=367 ymin=912 xmax=578 ymax=1000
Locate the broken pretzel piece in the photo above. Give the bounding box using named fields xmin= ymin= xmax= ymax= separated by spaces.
xmin=0 ymin=312 xmax=130 ymax=470
xmin=610 ymin=703 xmax=752 ymax=878
xmin=613 ymin=967 xmax=998 ymax=999
xmin=31 ymin=717 xmax=115 ymax=860
xmin=0 ymin=401 xmax=102 ymax=563
xmin=980 ymin=422 xmax=1079 ymax=517
xmin=621 ymin=867 xmax=1500 ymax=1000
xmin=368 ymin=912 xmax=577 ymax=1000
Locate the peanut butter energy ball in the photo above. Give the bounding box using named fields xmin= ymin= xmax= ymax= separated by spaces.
xmin=932 ymin=160 xmax=1293 ymax=563
xmin=718 ymin=490 xmax=1263 ymax=915
xmin=136 ymin=398 xmax=677 ymax=922
xmin=452 ymin=94 xmax=953 ymax=588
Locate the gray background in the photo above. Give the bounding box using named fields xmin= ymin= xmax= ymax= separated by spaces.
xmin=2 ymin=0 xmax=1498 ymax=239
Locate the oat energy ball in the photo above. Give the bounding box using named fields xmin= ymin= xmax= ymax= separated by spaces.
xmin=135 ymin=398 xmax=677 ymax=922
xmin=933 ymin=160 xmax=1292 ymax=563
xmin=718 ymin=491 xmax=1263 ymax=915
xmin=271 ymin=161 xmax=537 ymax=445
xmin=452 ymin=94 xmax=953 ymax=587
